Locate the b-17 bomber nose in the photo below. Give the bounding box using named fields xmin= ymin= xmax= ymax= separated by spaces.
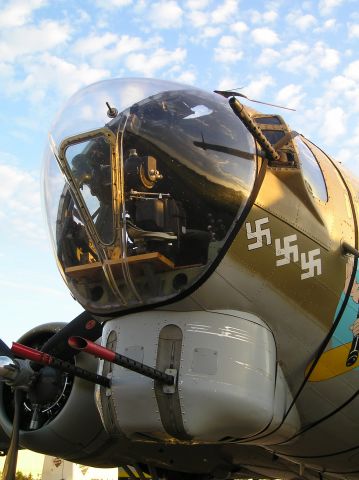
xmin=42 ymin=78 xmax=257 ymax=315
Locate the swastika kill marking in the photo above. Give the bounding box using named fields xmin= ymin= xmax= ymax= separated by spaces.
xmin=246 ymin=217 xmax=322 ymax=280
xmin=301 ymin=249 xmax=322 ymax=280
xmin=275 ymin=234 xmax=299 ymax=267
xmin=246 ymin=217 xmax=272 ymax=251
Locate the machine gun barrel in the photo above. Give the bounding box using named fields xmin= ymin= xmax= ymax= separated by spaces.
xmin=68 ymin=336 xmax=175 ymax=386
xmin=11 ymin=342 xmax=110 ymax=388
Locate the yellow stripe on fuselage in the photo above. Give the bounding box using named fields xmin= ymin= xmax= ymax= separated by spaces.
xmin=306 ymin=342 xmax=357 ymax=381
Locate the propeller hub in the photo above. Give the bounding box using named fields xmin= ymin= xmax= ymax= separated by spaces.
xmin=26 ymin=367 xmax=63 ymax=405
xmin=0 ymin=357 xmax=18 ymax=382
xmin=0 ymin=357 xmax=35 ymax=391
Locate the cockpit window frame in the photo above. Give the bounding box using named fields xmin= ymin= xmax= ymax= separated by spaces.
xmin=54 ymin=127 xmax=120 ymax=248
xmin=294 ymin=136 xmax=328 ymax=204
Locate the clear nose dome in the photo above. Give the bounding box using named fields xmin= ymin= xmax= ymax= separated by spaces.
xmin=43 ymin=78 xmax=256 ymax=315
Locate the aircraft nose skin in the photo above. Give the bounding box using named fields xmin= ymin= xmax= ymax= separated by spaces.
xmin=96 ymin=310 xmax=300 ymax=444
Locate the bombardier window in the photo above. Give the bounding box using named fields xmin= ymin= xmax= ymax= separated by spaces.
xmin=294 ymin=137 xmax=328 ymax=202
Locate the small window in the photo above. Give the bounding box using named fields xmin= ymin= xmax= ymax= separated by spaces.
xmin=262 ymin=130 xmax=285 ymax=145
xmin=255 ymin=116 xmax=282 ymax=125
xmin=294 ymin=137 xmax=328 ymax=202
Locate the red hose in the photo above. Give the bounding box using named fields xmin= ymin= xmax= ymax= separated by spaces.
xmin=11 ymin=342 xmax=53 ymax=365
xmin=68 ymin=336 xmax=116 ymax=362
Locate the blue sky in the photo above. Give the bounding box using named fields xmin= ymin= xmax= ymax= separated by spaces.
xmin=0 ymin=0 xmax=358 ymax=343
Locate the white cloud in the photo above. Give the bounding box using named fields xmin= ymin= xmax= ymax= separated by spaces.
xmin=216 ymin=76 xmax=239 ymax=91
xmin=187 ymin=0 xmax=243 ymax=41
xmin=317 ymin=44 xmax=340 ymax=70
xmin=95 ymin=0 xmax=132 ymax=8
xmin=336 ymin=148 xmax=352 ymax=164
xmin=275 ymin=84 xmax=305 ymax=110
xmin=19 ymin=54 xmax=109 ymax=101
xmin=125 ymin=47 xmax=186 ymax=76
xmin=302 ymin=1 xmax=312 ymax=9
xmin=73 ymin=33 xmax=118 ymax=56
xmin=0 ymin=162 xmax=45 ymax=241
xmin=230 ymin=21 xmax=249 ymax=35
xmin=0 ymin=164 xmax=40 ymax=209
xmin=286 ymin=11 xmax=317 ymax=31
xmin=338 ymin=79 xmax=359 ymax=113
xmin=348 ymin=125 xmax=359 ymax=146
xmin=214 ymin=35 xmax=243 ymax=63
xmin=329 ymin=74 xmax=356 ymax=94
xmin=297 ymin=67 xmax=359 ymax=151
xmin=320 ymin=107 xmax=347 ymax=144
xmin=9 ymin=216 xmax=47 ymax=241
xmin=344 ymin=59 xmax=359 ymax=81
xmin=218 ymin=35 xmax=238 ymax=49
xmin=215 ymin=75 xmax=275 ymax=102
xmin=0 ymin=61 xmax=14 ymax=78
xmin=0 ymin=0 xmax=47 ymax=28
xmin=348 ymin=23 xmax=359 ymax=38
xmin=174 ymin=69 xmax=197 ymax=84
xmin=186 ymin=0 xmax=210 ymax=8
xmin=319 ymin=0 xmax=344 ymax=15
xmin=0 ymin=20 xmax=70 ymax=62
xmin=278 ymin=41 xmax=312 ymax=74
xmin=248 ymin=9 xmax=278 ymax=24
xmin=251 ymin=27 xmax=280 ymax=46
xmin=243 ymin=75 xmax=275 ymax=99
xmin=262 ymin=11 xmax=278 ymax=23
xmin=0 ymin=151 xmax=18 ymax=164
xmin=284 ymin=40 xmax=308 ymax=55
xmin=201 ymin=26 xmax=222 ymax=38
xmin=187 ymin=9 xmax=208 ymax=27
xmin=211 ymin=0 xmax=239 ymax=24
xmin=257 ymin=47 xmax=280 ymax=66
xmin=72 ymin=8 xmax=91 ymax=25
xmin=324 ymin=18 xmax=336 ymax=28
xmin=319 ymin=18 xmax=336 ymax=31
xmin=76 ymin=34 xmax=156 ymax=67
xmin=278 ymin=41 xmax=340 ymax=77
xmin=148 ymin=1 xmax=183 ymax=29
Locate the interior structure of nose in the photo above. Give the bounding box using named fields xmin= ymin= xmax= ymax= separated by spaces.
xmin=45 ymin=82 xmax=257 ymax=315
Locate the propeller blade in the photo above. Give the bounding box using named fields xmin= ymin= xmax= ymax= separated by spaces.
xmin=40 ymin=311 xmax=103 ymax=360
xmin=0 ymin=313 xmax=103 ymax=480
xmin=0 ymin=340 xmax=14 ymax=360
xmin=2 ymin=389 xmax=23 ymax=480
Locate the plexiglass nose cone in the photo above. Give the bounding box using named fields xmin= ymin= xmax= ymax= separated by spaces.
xmin=43 ymin=78 xmax=256 ymax=314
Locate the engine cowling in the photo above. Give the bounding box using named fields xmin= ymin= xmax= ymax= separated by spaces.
xmin=0 ymin=323 xmax=110 ymax=464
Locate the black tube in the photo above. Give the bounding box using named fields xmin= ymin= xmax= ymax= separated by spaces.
xmin=50 ymin=357 xmax=110 ymax=388
xmin=346 ymin=336 xmax=359 ymax=367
